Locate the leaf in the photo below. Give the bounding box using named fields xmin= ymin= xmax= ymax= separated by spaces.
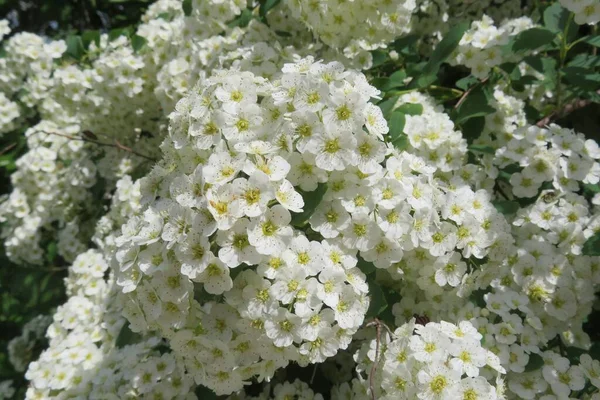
xmin=227 ymin=8 xmax=254 ymax=28
xmin=426 ymin=86 xmax=463 ymax=102
xmin=195 ymin=385 xmax=218 ymax=399
xmin=582 ymin=232 xmax=600 ymax=256
xmin=567 ymin=54 xmax=600 ymax=68
xmin=408 ymin=22 xmax=468 ymax=89
xmin=108 ymin=28 xmax=131 ymax=41
xmin=492 ymin=200 xmax=520 ymax=215
xmin=131 ymin=35 xmax=147 ymax=53
xmin=544 ymin=2 xmax=578 ymax=41
xmin=395 ymin=103 xmax=423 ymax=116
xmin=65 ymin=35 xmax=84 ymax=60
xmin=259 ymin=0 xmax=281 ymax=19
xmin=563 ymin=67 xmax=600 ymax=89
xmin=391 ymin=34 xmax=419 ymax=54
xmin=377 ymin=96 xmax=399 ymax=119
xmin=366 ymin=282 xmax=387 ymax=319
xmin=460 ymin=117 xmax=486 ymax=143
xmin=370 ymin=50 xmax=388 ymax=68
xmin=388 ymin=111 xmax=408 ymax=150
xmin=525 ymin=353 xmax=544 ymax=372
xmin=81 ymin=30 xmax=100 ymax=49
xmin=585 ymin=35 xmax=600 ymax=47
xmin=381 ymin=70 xmax=407 ymax=90
xmin=182 ymin=0 xmax=193 ymax=16
xmin=456 ymin=76 xmax=479 ymax=91
xmin=454 ymin=85 xmax=495 ymax=125
xmin=357 ymin=256 xmax=376 ymax=275
xmin=512 ymin=28 xmax=556 ymax=52
xmin=290 ymin=183 xmax=327 ymax=227
xmin=468 ymin=144 xmax=495 ymax=154
xmin=424 ymin=22 xmax=469 ymax=73
xmin=116 ymin=323 xmax=142 ymax=348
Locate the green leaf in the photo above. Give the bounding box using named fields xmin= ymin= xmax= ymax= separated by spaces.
xmin=65 ymin=36 xmax=85 ymax=60
xmin=388 ymin=111 xmax=408 ymax=150
xmin=290 ymin=183 xmax=327 ymax=227
xmin=460 ymin=116 xmax=486 ymax=143
xmin=131 ymin=35 xmax=147 ymax=53
xmin=370 ymin=50 xmax=388 ymax=68
xmin=492 ymin=200 xmax=520 ymax=215
xmin=468 ymin=144 xmax=495 ymax=154
xmin=408 ymin=22 xmax=468 ymax=89
xmin=424 ymin=22 xmax=469 ymax=73
xmin=456 ymin=76 xmax=479 ymax=91
xmin=525 ymin=353 xmax=544 ymax=372
xmin=512 ymin=28 xmax=556 ymax=52
xmin=366 ymin=282 xmax=387 ymax=319
xmin=81 ymin=30 xmax=100 ymax=49
xmin=563 ymin=67 xmax=600 ymax=88
xmin=454 ymin=85 xmax=495 ymax=125
xmin=194 ymin=386 xmax=217 ymax=399
xmin=408 ymin=73 xmax=437 ymax=89
xmin=116 ymin=323 xmax=142 ymax=348
xmin=585 ymin=35 xmax=600 ymax=47
xmin=46 ymin=242 xmax=57 ymax=263
xmin=395 ymin=103 xmax=423 ymax=116
xmin=108 ymin=28 xmax=131 ymax=41
xmin=544 ymin=3 xmax=578 ymax=41
xmin=182 ymin=0 xmax=193 ymax=16
xmin=582 ymin=232 xmax=600 ymax=256
xmin=227 ymin=8 xmax=254 ymax=28
xmin=426 ymin=86 xmax=463 ymax=102
xmin=391 ymin=34 xmax=419 ymax=54
xmin=357 ymin=256 xmax=376 ymax=275
xmin=381 ymin=70 xmax=407 ymax=90
xmin=377 ymin=96 xmax=399 ymax=119
xmin=567 ymin=54 xmax=600 ymax=68
xmin=259 ymin=0 xmax=281 ymax=19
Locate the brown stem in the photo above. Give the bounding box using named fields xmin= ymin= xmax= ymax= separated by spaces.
xmin=0 ymin=143 xmax=17 ymax=156
xmin=454 ymin=77 xmax=489 ymax=110
xmin=536 ymin=92 xmax=598 ymax=127
xmin=41 ymin=130 xmax=156 ymax=162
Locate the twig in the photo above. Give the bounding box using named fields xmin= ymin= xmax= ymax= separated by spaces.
xmin=365 ymin=318 xmax=392 ymax=400
xmin=0 ymin=143 xmax=17 ymax=156
xmin=454 ymin=77 xmax=489 ymax=109
xmin=536 ymin=94 xmax=598 ymax=127
xmin=42 ymin=130 xmax=156 ymax=161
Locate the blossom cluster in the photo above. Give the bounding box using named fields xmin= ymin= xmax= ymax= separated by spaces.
xmin=354 ymin=319 xmax=506 ymax=399
xmin=284 ymin=0 xmax=416 ymax=67
xmin=451 ymin=15 xmax=534 ymax=78
xmin=0 ymin=0 xmax=598 ymax=399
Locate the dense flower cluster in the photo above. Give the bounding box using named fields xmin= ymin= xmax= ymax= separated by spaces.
xmin=285 ymin=0 xmax=416 ymax=66
xmin=1 ymin=0 xmax=598 ymax=399
xmin=354 ymin=319 xmax=505 ymax=399
xmin=451 ymin=15 xmax=534 ymax=78
xmin=114 ymin=58 xmax=383 ymax=394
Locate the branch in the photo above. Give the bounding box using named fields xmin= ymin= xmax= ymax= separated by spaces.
xmin=454 ymin=77 xmax=489 ymax=110
xmin=42 ymin=130 xmax=157 ymax=162
xmin=365 ymin=318 xmax=392 ymax=400
xmin=536 ymin=92 xmax=598 ymax=127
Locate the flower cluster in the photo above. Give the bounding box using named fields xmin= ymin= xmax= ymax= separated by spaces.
xmin=285 ymin=0 xmax=416 ymax=67
xmin=451 ymin=15 xmax=534 ymax=78
xmin=114 ymin=58 xmax=385 ymax=394
xmin=354 ymin=319 xmax=505 ymax=399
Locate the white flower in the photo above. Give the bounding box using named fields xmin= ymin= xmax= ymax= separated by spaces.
xmin=248 ymin=205 xmax=294 ymax=255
